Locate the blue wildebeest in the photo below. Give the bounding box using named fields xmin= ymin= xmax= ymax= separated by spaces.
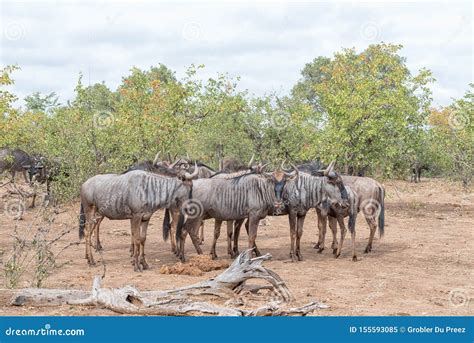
xmin=207 ymin=161 xmax=268 ymax=258
xmin=26 ymin=156 xmax=69 ymax=207
xmin=91 ymin=157 xmax=192 ymax=253
xmin=410 ymin=161 xmax=428 ymax=183
xmin=313 ymin=173 xmax=385 ymax=260
xmin=280 ymin=161 xmax=351 ymax=262
xmin=0 ymin=148 xmax=34 ymax=183
xmin=170 ymin=155 xmax=256 ymax=248
xmin=79 ymin=168 xmax=197 ymax=271
xmin=169 ymin=171 xmax=283 ymax=262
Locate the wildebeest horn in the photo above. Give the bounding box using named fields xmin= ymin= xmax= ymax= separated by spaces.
xmin=153 ymin=152 xmax=161 ymax=165
xmin=186 ymin=153 xmax=190 ymax=161
xmin=184 ymin=162 xmax=199 ymax=179
xmin=247 ymin=154 xmax=255 ymax=168
xmin=170 ymin=158 xmax=182 ymax=169
xmin=324 ymin=161 xmax=336 ymax=176
xmin=285 ymin=162 xmax=299 ymax=177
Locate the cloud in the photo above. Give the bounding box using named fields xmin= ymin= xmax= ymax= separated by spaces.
xmin=0 ymin=1 xmax=471 ymax=107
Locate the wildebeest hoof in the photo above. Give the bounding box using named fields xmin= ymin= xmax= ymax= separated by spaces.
xmin=141 ymin=261 xmax=149 ymax=270
xmin=210 ymin=253 xmax=218 ymax=260
xmin=332 ymin=248 xmax=338 ymax=255
xmin=297 ymin=253 xmax=303 ymax=261
xmin=87 ymin=260 xmax=96 ymax=267
xmin=334 ymin=252 xmax=341 ymax=259
xmin=352 ymin=256 xmax=358 ymax=262
xmin=313 ymin=243 xmax=320 ymax=249
xmin=364 ymin=246 xmax=372 ymax=253
xmin=317 ymin=247 xmax=324 ymax=254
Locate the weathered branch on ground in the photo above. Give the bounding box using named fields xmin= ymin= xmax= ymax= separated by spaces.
xmin=6 ymin=250 xmax=328 ymax=316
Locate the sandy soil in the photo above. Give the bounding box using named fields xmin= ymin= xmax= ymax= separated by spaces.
xmin=0 ymin=178 xmax=472 ymax=316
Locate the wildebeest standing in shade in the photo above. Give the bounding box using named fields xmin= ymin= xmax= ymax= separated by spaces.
xmin=316 ymin=175 xmax=385 ymax=258
xmin=169 ymin=172 xmax=283 ymax=262
xmin=281 ymin=162 xmax=351 ymax=262
xmin=410 ymin=161 xmax=428 ymax=183
xmin=26 ymin=156 xmax=69 ymax=208
xmin=79 ymin=169 xmax=197 ymax=271
xmin=0 ymin=147 xmax=33 ymax=183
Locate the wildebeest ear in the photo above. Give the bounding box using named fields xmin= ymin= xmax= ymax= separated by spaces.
xmin=328 ymin=171 xmax=337 ymax=179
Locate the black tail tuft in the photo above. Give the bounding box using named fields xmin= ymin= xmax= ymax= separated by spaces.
xmin=79 ymin=202 xmax=85 ymax=240
xmin=163 ymin=209 xmax=171 ymax=241
xmin=378 ymin=186 xmax=385 ymax=238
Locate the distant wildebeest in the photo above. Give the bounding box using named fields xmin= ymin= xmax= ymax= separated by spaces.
xmin=0 ymin=147 xmax=33 ymax=183
xmin=280 ymin=161 xmax=351 ymax=262
xmin=315 ymin=175 xmax=385 ymax=260
xmin=79 ymin=168 xmax=198 ymax=271
xmin=169 ymin=171 xmax=283 ymax=262
xmin=410 ymin=161 xmax=428 ymax=183
xmin=26 ymin=156 xmax=70 ymax=207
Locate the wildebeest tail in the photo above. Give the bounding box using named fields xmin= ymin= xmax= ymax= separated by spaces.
xmin=79 ymin=202 xmax=85 ymax=240
xmin=378 ymin=186 xmax=385 ymax=238
xmin=162 ymin=209 xmax=171 ymax=241
xmin=175 ymin=213 xmax=186 ymax=242
xmin=348 ymin=194 xmax=357 ymax=233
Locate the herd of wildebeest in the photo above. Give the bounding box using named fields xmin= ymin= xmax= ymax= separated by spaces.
xmin=1 ymin=147 xmax=390 ymax=272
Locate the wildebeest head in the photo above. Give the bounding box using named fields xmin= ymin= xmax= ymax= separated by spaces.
xmin=320 ymin=161 xmax=349 ymax=210
xmin=263 ymin=162 xmax=298 ymax=209
xmin=23 ymin=156 xmax=46 ymax=185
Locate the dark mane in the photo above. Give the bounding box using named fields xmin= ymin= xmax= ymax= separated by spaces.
xmin=230 ymin=170 xmax=257 ymax=184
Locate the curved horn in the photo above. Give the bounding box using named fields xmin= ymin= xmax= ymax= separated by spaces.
xmin=247 ymin=154 xmax=255 ymax=168
xmin=184 ymin=162 xmax=199 ymax=180
xmin=153 ymin=152 xmax=161 ymax=165
xmin=170 ymin=158 xmax=182 ymax=169
xmin=285 ymin=162 xmax=299 ymax=177
xmin=259 ymin=162 xmax=269 ymax=172
xmin=324 ymin=161 xmax=336 ymax=176
xmin=280 ymin=159 xmax=286 ymax=170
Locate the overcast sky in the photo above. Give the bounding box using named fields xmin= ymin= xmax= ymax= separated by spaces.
xmin=0 ymin=1 xmax=472 ymax=108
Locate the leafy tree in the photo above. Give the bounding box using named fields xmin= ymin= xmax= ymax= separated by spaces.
xmin=294 ymin=43 xmax=435 ymax=175
xmin=24 ymin=92 xmax=60 ymax=114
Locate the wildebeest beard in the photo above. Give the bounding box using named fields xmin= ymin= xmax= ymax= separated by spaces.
xmin=338 ymin=183 xmax=348 ymax=200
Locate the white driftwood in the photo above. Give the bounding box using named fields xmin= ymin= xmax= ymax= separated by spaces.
xmin=8 ymin=250 xmax=328 ymax=316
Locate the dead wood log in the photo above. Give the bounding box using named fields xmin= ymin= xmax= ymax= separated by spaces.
xmin=8 ymin=250 xmax=328 ymax=316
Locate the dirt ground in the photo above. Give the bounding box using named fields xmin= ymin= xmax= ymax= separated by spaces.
xmin=0 ymin=178 xmax=472 ymax=316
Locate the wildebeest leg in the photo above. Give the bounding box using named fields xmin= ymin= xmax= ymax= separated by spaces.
xmin=317 ymin=213 xmax=328 ymax=254
xmin=247 ymin=216 xmax=261 ymax=257
xmin=170 ymin=209 xmax=180 ymax=255
xmin=295 ymin=214 xmax=306 ymax=261
xmin=130 ymin=216 xmax=142 ymax=272
xmin=22 ymin=170 xmax=28 ymax=183
xmin=334 ymin=216 xmax=347 ymax=259
xmin=178 ymin=218 xmax=202 ymax=262
xmin=210 ymin=219 xmax=222 ymax=260
xmin=314 ymin=208 xmax=322 ymax=249
xmin=94 ymin=216 xmax=104 ymax=251
xmin=198 ymin=222 xmax=205 ymax=245
xmin=328 ymin=216 xmax=338 ymax=255
xmin=84 ymin=206 xmax=96 ymax=266
xmin=288 ymin=211 xmax=297 ymax=262
xmin=189 ymin=217 xmax=204 ymax=256
xmin=364 ymin=216 xmax=377 ymax=253
xmin=226 ymin=220 xmax=234 ymax=256
xmin=138 ymin=219 xmax=150 ymax=270
xmin=232 ymin=219 xmax=244 ymax=257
